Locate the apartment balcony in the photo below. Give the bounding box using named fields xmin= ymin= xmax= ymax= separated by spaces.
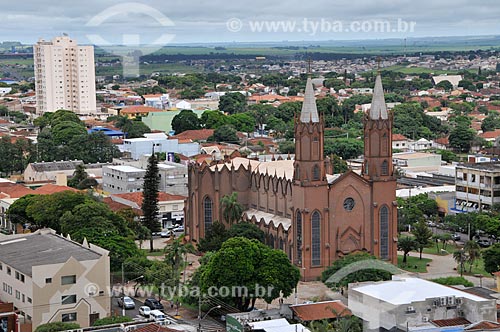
xmin=456 ymin=191 xmax=493 ymax=205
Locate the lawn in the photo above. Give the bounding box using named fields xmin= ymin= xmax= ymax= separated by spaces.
xmin=397 ymin=255 xmax=432 ymax=273
xmin=460 ymin=257 xmax=490 ymax=278
xmin=141 ymin=249 xmax=165 ymax=257
xmin=422 ymin=242 xmax=461 ymax=256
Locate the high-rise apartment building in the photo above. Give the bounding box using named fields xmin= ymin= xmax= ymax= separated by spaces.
xmin=34 ymin=36 xmax=96 ymax=115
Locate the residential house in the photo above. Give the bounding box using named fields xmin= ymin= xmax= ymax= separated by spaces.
xmin=109 ymin=192 xmax=186 ymax=229
xmin=0 ymin=229 xmax=110 ymax=330
xmin=392 ymin=134 xmax=409 ymax=151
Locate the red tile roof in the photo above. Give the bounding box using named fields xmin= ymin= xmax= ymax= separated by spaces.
xmin=467 ymin=321 xmax=500 ymax=330
xmin=0 ymin=184 xmax=34 ymax=198
xmin=435 ymin=137 xmax=449 ymax=145
xmin=103 ymin=197 xmax=141 ymax=214
xmin=432 ymin=317 xmax=471 ymax=327
xmin=111 ymin=192 xmax=186 ymax=206
xmin=291 ymin=301 xmax=351 ymax=322
xmin=480 ymin=129 xmax=500 ymax=139
xmin=172 ymin=129 xmax=214 ymax=141
xmin=33 ymin=184 xmax=79 ymax=195
xmin=392 ymin=134 xmax=408 ymax=141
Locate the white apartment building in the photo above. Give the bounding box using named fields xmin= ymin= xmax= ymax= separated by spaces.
xmin=34 ymin=36 xmax=97 ymax=115
xmin=102 ymin=165 xmax=146 ymax=194
xmin=0 ymin=229 xmax=110 ymax=330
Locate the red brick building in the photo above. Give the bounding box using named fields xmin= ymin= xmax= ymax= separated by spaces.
xmin=185 ymin=74 xmax=397 ymax=280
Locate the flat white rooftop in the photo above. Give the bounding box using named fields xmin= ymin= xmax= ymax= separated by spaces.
xmin=352 ymin=277 xmax=489 ymax=305
xmin=106 ymin=165 xmax=144 ymax=173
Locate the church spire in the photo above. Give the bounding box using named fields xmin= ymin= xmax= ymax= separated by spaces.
xmin=300 ymin=76 xmax=319 ymax=123
xmin=369 ymin=74 xmax=388 ymax=120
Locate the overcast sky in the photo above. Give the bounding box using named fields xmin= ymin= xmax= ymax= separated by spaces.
xmin=2 ymin=0 xmax=500 ymax=45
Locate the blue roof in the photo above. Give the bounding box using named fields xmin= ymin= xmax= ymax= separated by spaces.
xmin=88 ymin=127 xmax=125 ymax=137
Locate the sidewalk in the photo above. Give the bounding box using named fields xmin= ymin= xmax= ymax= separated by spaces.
xmin=399 ymin=251 xmax=496 ymax=289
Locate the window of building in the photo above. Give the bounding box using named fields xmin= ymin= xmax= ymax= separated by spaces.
xmin=27 ymin=297 xmax=32 ymax=304
xmin=61 ymin=295 xmax=77 ymax=305
xmin=62 ymin=313 xmax=77 ymax=322
xmin=203 ymin=196 xmax=213 ymax=232
xmin=381 ymin=160 xmax=389 ymax=175
xmin=311 ymin=211 xmax=321 ymax=266
xmin=61 ymin=275 xmax=76 ymax=285
xmin=312 ymin=165 xmax=320 ymax=181
xmin=6 ymin=267 xmax=11 ymax=275
xmin=15 ymin=290 xmax=20 ymax=300
xmin=296 ymin=211 xmax=302 ymax=264
xmin=45 ymin=278 xmax=52 ymax=284
xmin=295 ymin=166 xmax=300 ymax=180
xmin=380 ymin=206 xmax=389 ymax=260
xmin=22 ymin=294 xmax=25 ymax=302
xmin=0 ymin=263 xmax=2 ymax=270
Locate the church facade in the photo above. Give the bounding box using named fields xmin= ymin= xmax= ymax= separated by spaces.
xmin=185 ymin=74 xmax=398 ymax=281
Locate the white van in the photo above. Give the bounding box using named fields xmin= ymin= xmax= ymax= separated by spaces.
xmin=150 ymin=309 xmax=167 ymax=323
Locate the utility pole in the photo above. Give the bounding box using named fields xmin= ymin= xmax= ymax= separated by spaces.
xmin=121 ymin=263 xmax=125 ymax=317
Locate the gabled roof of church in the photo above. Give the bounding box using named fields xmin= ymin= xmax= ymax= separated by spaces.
xmin=369 ymin=74 xmax=388 ymax=120
xmin=300 ymin=76 xmax=320 ymax=123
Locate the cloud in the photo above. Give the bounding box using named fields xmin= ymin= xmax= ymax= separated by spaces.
xmin=2 ymin=0 xmax=500 ymax=44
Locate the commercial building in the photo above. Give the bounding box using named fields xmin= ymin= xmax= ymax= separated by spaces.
xmin=348 ymin=276 xmax=497 ymax=332
xmin=102 ymin=165 xmax=145 ymax=194
xmin=34 ymin=36 xmax=96 ymax=115
xmin=0 ymin=229 xmax=110 ymax=330
xmin=455 ymin=162 xmax=500 ymax=212
xmin=120 ymin=133 xmax=199 ymax=160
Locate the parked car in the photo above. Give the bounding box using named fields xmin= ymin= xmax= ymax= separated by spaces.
xmin=139 ymin=306 xmax=151 ymax=317
xmin=150 ymin=310 xmax=167 ymax=323
xmin=477 ymin=239 xmax=491 ymax=248
xmin=144 ymin=298 xmax=164 ymax=311
xmin=118 ymin=296 xmax=135 ymax=309
xmin=426 ymin=221 xmax=436 ymax=227
xmin=452 ymin=233 xmax=461 ymax=241
xmin=172 ymin=226 xmax=184 ymax=237
xmin=160 ymin=230 xmax=172 ymax=238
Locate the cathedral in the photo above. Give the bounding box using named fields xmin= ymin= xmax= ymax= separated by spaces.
xmin=185 ymin=73 xmax=397 ymax=281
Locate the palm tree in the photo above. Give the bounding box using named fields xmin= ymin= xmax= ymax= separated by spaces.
xmin=412 ymin=219 xmax=433 ymax=259
xmin=464 ymin=240 xmax=481 ymax=273
xmin=398 ymin=236 xmax=416 ymax=264
xmin=453 ymin=249 xmax=467 ymax=277
xmin=221 ymin=192 xmax=244 ymax=225
xmin=164 ymin=235 xmax=195 ymax=284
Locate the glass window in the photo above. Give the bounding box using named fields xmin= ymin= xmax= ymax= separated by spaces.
xmin=312 ymin=165 xmax=320 ymax=181
xmin=312 ymin=211 xmax=321 ymax=266
xmin=296 ymin=211 xmax=302 ymax=264
xmin=62 ymin=313 xmax=77 ymax=322
xmin=380 ymin=206 xmax=389 ymax=260
xmin=381 ymin=160 xmax=389 ymax=175
xmin=61 ymin=275 xmax=76 ymax=285
xmin=45 ymin=278 xmax=52 ymax=284
xmin=62 ymin=294 xmax=77 ymax=305
xmin=204 ymin=197 xmax=213 ymax=232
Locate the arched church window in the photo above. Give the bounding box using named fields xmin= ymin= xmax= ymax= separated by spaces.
xmin=203 ymin=196 xmax=213 ymax=232
xmin=311 ymin=211 xmax=321 ymax=266
xmin=381 ymin=160 xmax=389 ymax=175
xmin=296 ymin=211 xmax=302 ymax=263
xmin=380 ymin=205 xmax=389 ymax=260
xmin=295 ymin=166 xmax=300 ymax=180
xmin=312 ymin=164 xmax=320 ymax=181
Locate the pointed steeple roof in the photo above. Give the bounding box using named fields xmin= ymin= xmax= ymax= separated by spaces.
xmin=369 ymin=74 xmax=388 ymax=120
xmin=300 ymin=76 xmax=319 ymax=123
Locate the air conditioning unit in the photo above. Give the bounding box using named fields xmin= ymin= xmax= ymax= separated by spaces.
xmin=447 ymin=296 xmax=455 ymax=306
xmin=406 ymin=306 xmax=415 ymax=313
xmin=432 ymin=299 xmax=439 ymax=307
xmin=422 ymin=317 xmax=429 ymax=322
xmin=440 ymin=297 xmax=447 ymax=306
xmin=456 ymin=298 xmax=462 ymax=305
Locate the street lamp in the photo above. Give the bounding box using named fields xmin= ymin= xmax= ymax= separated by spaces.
xmin=197 ymin=305 xmax=221 ymax=332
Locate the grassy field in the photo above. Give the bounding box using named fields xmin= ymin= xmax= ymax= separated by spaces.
xmin=398 ymin=255 xmax=432 ymax=273
xmin=141 ymin=249 xmax=165 ymax=257
xmin=423 ymin=242 xmax=461 ymax=256
xmin=461 ymin=257 xmax=490 ymax=277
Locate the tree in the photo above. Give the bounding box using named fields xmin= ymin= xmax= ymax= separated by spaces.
xmin=68 ymin=164 xmax=97 ymax=189
xmin=200 ymin=237 xmax=300 ymax=311
xmin=331 ymin=154 xmax=348 ymax=174
xmin=200 ymin=110 xmax=227 ymax=129
xmin=219 ymin=92 xmax=246 ymax=114
xmin=464 ymin=240 xmax=481 ymax=273
xmin=220 ymin=192 xmax=244 ymax=225
xmin=449 ymin=122 xmax=475 ymax=152
xmin=141 ymin=154 xmax=160 ymax=252
xmin=121 ymin=120 xmax=151 ymax=138
xmin=412 ymin=220 xmax=433 ymax=259
xmin=93 ymin=316 xmax=132 ymax=326
xmin=171 ymin=109 xmax=201 ymax=134
xmin=430 ymin=276 xmax=473 ymax=287
xmin=278 ymin=140 xmax=295 ymax=154
xmin=397 ymin=236 xmax=417 ymax=264
xmin=324 ymin=138 xmax=363 ymax=160
xmin=322 ymin=252 xmax=393 ymax=289
xmin=164 ymin=235 xmax=195 ymax=285
xmin=436 ymin=80 xmax=453 ymax=91
xmin=481 ymin=113 xmax=500 ymax=132
xmin=482 ymin=243 xmax=500 ymax=274
xmin=227 ymin=113 xmax=256 ymax=132
xmin=212 ymin=124 xmax=238 ymax=143
xmin=35 ymin=322 xmax=80 ymax=332
xmin=453 ymin=249 xmax=467 ymax=277
xmin=227 ymin=222 xmax=265 ymax=243
xmin=198 ymin=221 xmax=228 ymax=252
